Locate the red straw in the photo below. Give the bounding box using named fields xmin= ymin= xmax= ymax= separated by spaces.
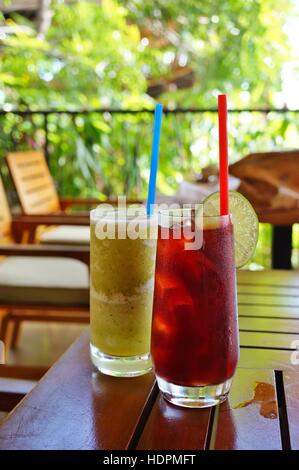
xmin=218 ymin=94 xmax=229 ymax=216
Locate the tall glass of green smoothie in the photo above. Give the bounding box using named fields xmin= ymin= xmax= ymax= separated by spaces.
xmin=90 ymin=206 xmax=157 ymax=376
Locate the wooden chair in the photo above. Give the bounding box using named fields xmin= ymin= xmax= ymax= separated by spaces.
xmin=6 ymin=150 xmax=101 ymax=215
xmin=0 ymin=176 xmax=90 ymax=352
xmin=0 ymin=339 xmax=46 ymax=415
xmin=5 ymin=150 xmax=99 ymax=244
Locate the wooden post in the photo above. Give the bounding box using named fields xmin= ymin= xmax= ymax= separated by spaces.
xmin=272 ymin=225 xmax=293 ymax=270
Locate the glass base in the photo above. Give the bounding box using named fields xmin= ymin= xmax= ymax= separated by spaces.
xmin=156 ymin=375 xmax=232 ymax=408
xmin=90 ymin=343 xmax=152 ymax=377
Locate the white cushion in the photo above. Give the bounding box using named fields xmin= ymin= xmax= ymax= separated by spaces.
xmin=40 ymin=226 xmax=90 ymax=245
xmin=0 ymin=257 xmax=89 ymax=306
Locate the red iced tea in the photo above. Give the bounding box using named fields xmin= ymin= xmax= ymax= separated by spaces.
xmin=151 ymin=213 xmax=239 ymax=387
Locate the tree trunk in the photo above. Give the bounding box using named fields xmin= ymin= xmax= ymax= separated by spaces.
xmin=37 ymin=0 xmax=52 ymax=39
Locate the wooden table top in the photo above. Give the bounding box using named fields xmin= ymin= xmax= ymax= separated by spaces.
xmin=1 ymin=269 xmax=299 ymax=450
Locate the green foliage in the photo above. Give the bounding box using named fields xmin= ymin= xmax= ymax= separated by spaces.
xmin=0 ymin=0 xmax=294 ymax=108
xmin=121 ymin=0 xmax=292 ymax=106
xmin=0 ymin=0 xmax=148 ymax=108
xmin=0 ymin=1 xmax=297 ymax=268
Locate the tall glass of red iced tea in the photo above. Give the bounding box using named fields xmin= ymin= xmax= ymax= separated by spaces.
xmin=151 ymin=207 xmax=239 ymax=408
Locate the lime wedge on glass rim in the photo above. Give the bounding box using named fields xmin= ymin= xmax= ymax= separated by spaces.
xmin=203 ymin=191 xmax=259 ymax=268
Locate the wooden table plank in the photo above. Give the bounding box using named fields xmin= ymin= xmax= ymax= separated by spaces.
xmin=0 ymin=332 xmax=156 ymax=450
xmin=212 ymin=369 xmax=281 ymax=450
xmin=283 ymin=371 xmax=299 ymax=450
xmin=239 ymin=348 xmax=299 ymax=371
xmin=239 ymin=304 xmax=299 ymax=319
xmin=137 ymin=394 xmax=211 ymax=450
xmin=240 ymin=332 xmax=299 ymax=349
xmin=238 ymin=293 xmax=299 ymax=307
xmin=238 ymin=284 xmax=299 ymax=296
xmin=239 ymin=317 xmax=299 ymax=334
xmin=237 ymin=270 xmax=299 ymax=286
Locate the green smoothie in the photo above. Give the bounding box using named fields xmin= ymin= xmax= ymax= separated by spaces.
xmin=90 ymin=211 xmax=157 ymax=359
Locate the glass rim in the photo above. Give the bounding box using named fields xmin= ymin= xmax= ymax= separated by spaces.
xmin=90 ymin=206 xmax=157 ymax=222
xmin=158 ymin=207 xmax=232 ymax=220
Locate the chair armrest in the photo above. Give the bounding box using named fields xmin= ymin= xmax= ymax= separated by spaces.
xmin=12 ymin=214 xmax=89 ymax=226
xmin=60 ymin=197 xmax=101 ymax=210
xmin=0 ymin=244 xmax=90 ymax=267
xmin=60 ymin=197 xmax=144 ymax=210
xmin=11 ymin=214 xmax=90 ymax=243
xmin=0 ymin=365 xmax=47 ymax=381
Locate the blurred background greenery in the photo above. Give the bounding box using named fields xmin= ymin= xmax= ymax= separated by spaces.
xmin=1 ymin=0 xmax=299 ymax=268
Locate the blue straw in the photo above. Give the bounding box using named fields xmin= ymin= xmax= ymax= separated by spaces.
xmin=146 ymin=103 xmax=163 ymax=216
